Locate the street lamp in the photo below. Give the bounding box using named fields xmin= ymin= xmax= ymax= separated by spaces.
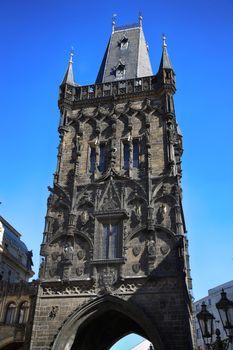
xmin=197 ymin=290 xmax=233 ymax=350
xmin=197 ymin=301 xmax=215 ymax=347
xmin=216 ymin=289 xmax=233 ymax=342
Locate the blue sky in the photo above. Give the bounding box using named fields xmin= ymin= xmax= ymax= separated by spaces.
xmin=0 ymin=0 xmax=233 ymax=347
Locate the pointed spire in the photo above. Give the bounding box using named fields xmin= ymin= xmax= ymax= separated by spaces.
xmin=159 ymin=33 xmax=173 ymax=70
xmin=61 ymin=49 xmax=75 ymax=86
xmin=139 ymin=12 xmax=143 ymax=28
xmin=112 ymin=14 xmax=117 ymax=34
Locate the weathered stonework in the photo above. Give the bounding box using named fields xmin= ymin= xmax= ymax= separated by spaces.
xmin=29 ymin=23 xmax=194 ymax=350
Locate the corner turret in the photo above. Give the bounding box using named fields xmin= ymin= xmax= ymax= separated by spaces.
xmin=158 ymin=34 xmax=176 ymax=93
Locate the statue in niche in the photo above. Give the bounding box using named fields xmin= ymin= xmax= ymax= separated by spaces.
xmin=160 ymin=184 xmax=169 ymax=196
xmin=80 ymin=211 xmax=89 ymax=225
xmin=61 ymin=241 xmax=73 ymax=263
xmin=156 ymin=204 xmax=167 ymax=224
xmin=146 ymin=236 xmax=156 ymax=256
xmin=134 ymin=202 xmax=141 ymax=217
xmin=167 ymin=122 xmax=175 ymax=143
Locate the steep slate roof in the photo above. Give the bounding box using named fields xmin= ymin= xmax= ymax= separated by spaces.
xmin=96 ymin=23 xmax=153 ymax=83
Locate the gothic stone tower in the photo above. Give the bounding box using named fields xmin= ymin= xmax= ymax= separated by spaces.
xmin=30 ymin=18 xmax=194 ymax=350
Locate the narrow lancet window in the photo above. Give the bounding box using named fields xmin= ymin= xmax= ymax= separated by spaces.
xmin=89 ymin=147 xmax=96 ymax=173
xmin=133 ymin=140 xmax=139 ymax=168
xmin=123 ymin=142 xmax=130 ymax=170
xmin=102 ymin=223 xmax=119 ymax=259
xmin=99 ymin=144 xmax=106 ymax=173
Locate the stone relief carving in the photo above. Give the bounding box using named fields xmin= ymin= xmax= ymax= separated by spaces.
xmin=51 ymin=252 xmax=60 ymax=261
xmin=132 ymin=245 xmax=141 ymax=257
xmin=97 ymin=267 xmax=118 ymax=294
xmin=61 ymin=241 xmax=74 ymax=264
xmin=76 ymin=266 xmax=84 ymax=276
xmin=77 ymin=249 xmax=85 ymax=260
xmin=48 ymin=306 xmax=59 ymax=319
xmin=98 ymin=179 xmax=121 ymax=212
xmin=79 ymin=211 xmax=89 ymax=225
xmin=132 ymin=263 xmax=140 ymax=273
xmin=160 ymin=244 xmax=170 ymax=256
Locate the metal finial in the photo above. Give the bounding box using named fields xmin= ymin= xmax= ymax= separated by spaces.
xmin=139 ymin=11 xmax=143 ymax=27
xmin=162 ymin=33 xmax=167 ymax=48
xmin=69 ymin=47 xmax=74 ymax=63
xmin=112 ymin=14 xmax=117 ymax=33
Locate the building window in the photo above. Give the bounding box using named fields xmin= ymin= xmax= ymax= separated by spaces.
xmin=102 ymin=223 xmax=120 ymax=259
xmin=89 ymin=146 xmax=96 ymax=173
xmin=99 ymin=143 xmax=106 ymax=173
xmin=119 ymin=36 xmax=128 ymax=50
xmin=115 ymin=63 xmax=125 ymax=80
xmin=18 ymin=301 xmax=29 ymax=324
xmin=123 ymin=142 xmax=130 ymax=170
xmin=5 ymin=302 xmax=16 ymax=324
xmin=133 ymin=140 xmax=139 ymax=168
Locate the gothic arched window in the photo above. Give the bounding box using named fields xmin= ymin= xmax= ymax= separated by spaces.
xmin=123 ymin=142 xmax=130 ymax=170
xmin=5 ymin=302 xmax=16 ymax=324
xmin=102 ymin=223 xmax=120 ymax=259
xmin=98 ymin=143 xmax=107 ymax=173
xmin=18 ymin=301 xmax=29 ymax=324
xmin=133 ymin=140 xmax=139 ymax=168
xmin=89 ymin=146 xmax=96 ymax=173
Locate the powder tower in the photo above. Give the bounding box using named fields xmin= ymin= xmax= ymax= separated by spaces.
xmin=30 ymin=17 xmax=194 ymax=350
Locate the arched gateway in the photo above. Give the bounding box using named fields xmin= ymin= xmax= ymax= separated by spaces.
xmin=52 ymin=295 xmax=164 ymax=350
xmin=29 ymin=17 xmax=194 ymax=350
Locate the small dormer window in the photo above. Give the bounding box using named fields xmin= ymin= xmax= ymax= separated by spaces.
xmin=119 ymin=36 xmax=128 ymax=50
xmin=115 ymin=62 xmax=125 ymax=80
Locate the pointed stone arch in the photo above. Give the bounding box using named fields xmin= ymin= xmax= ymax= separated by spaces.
xmin=51 ymin=295 xmax=164 ymax=350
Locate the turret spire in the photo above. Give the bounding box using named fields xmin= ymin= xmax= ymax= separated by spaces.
xmin=61 ymin=49 xmax=75 ymax=86
xmin=159 ymin=33 xmax=173 ymax=70
xmin=139 ymin=12 xmax=143 ymax=27
xmin=112 ymin=14 xmax=117 ymax=34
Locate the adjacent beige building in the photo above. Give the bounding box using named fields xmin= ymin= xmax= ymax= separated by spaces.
xmin=0 ymin=217 xmax=36 ymax=350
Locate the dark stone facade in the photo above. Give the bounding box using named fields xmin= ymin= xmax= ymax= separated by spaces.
xmin=30 ymin=23 xmax=194 ymax=350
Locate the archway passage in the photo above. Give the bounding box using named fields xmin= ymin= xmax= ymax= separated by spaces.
xmin=52 ymin=296 xmax=164 ymax=350
xmin=71 ymin=309 xmax=149 ymax=350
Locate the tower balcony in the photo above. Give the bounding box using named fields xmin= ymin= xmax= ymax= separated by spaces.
xmin=59 ymin=74 xmax=174 ymax=106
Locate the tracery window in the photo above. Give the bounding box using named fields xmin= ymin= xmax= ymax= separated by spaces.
xmin=89 ymin=146 xmax=96 ymax=173
xmin=102 ymin=223 xmax=120 ymax=259
xmin=123 ymin=142 xmax=130 ymax=170
xmin=5 ymin=302 xmax=16 ymax=324
xmin=99 ymin=143 xmax=107 ymax=173
xmin=18 ymin=301 xmax=29 ymax=324
xmin=122 ymin=139 xmax=140 ymax=170
xmin=133 ymin=140 xmax=139 ymax=168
